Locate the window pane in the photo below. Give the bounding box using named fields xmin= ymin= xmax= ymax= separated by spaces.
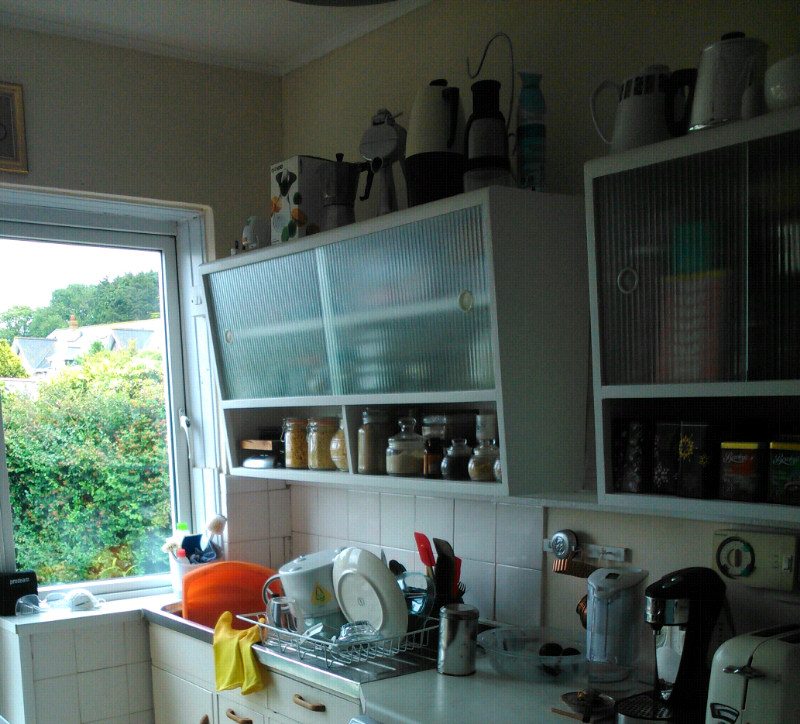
xmin=0 ymin=240 xmax=171 ymax=585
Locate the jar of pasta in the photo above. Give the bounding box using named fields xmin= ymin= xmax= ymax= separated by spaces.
xmin=308 ymin=417 xmax=339 ymax=470
xmin=329 ymin=417 xmax=349 ymax=472
xmin=283 ymin=418 xmax=308 ymax=469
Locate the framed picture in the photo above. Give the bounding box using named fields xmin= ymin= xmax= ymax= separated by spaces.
xmin=0 ymin=82 xmax=28 ymax=173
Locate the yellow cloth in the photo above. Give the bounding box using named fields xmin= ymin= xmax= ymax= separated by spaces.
xmin=213 ymin=611 xmax=264 ymax=694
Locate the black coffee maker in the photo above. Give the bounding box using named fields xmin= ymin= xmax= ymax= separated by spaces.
xmin=616 ymin=567 xmax=726 ymax=723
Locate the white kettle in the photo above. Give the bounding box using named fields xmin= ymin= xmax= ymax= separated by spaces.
xmin=689 ymin=32 xmax=769 ymax=130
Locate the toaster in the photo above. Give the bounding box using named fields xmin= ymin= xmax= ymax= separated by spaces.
xmin=706 ymin=624 xmax=800 ymax=723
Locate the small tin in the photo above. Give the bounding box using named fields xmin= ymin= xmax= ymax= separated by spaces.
xmin=767 ymin=442 xmax=800 ymax=505
xmin=719 ymin=442 xmax=766 ymax=502
xmin=437 ymin=603 xmax=479 ymax=676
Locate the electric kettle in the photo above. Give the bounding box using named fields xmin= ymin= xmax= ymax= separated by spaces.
xmin=689 ymin=32 xmax=769 ymax=130
xmin=405 ymin=79 xmax=466 ymax=207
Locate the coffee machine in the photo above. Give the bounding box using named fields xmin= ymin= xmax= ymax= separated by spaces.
xmin=616 ymin=567 xmax=726 ymax=723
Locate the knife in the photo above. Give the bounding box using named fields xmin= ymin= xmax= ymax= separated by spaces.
xmin=432 ymin=538 xmax=456 ymax=603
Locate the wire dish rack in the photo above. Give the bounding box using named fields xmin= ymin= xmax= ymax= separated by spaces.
xmin=237 ymin=613 xmax=438 ymax=668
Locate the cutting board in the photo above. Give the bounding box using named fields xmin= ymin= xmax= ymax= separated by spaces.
xmin=181 ymin=560 xmax=278 ymax=630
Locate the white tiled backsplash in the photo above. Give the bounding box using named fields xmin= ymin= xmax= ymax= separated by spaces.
xmin=222 ymin=476 xmax=544 ymax=626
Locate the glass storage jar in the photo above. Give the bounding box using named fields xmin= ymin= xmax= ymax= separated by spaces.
xmin=330 ymin=417 xmax=349 ymax=472
xmin=283 ymin=418 xmax=308 ymax=469
xmin=422 ymin=415 xmax=447 ymax=479
xmin=358 ymin=408 xmax=391 ymax=475
xmin=440 ymin=439 xmax=472 ymax=481
xmin=468 ymin=440 xmax=500 ymax=482
xmin=386 ymin=417 xmax=424 ymax=477
xmin=307 ymin=417 xmax=339 ymax=470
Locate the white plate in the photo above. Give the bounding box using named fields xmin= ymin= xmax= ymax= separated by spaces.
xmin=332 ymin=547 xmax=408 ymax=638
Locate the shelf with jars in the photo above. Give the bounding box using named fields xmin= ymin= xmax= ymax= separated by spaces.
xmin=201 ymin=187 xmax=590 ymax=498
xmin=585 ymin=106 xmax=800 ymax=524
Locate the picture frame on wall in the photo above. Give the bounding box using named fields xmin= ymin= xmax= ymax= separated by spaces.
xmin=0 ymin=82 xmax=28 ymax=173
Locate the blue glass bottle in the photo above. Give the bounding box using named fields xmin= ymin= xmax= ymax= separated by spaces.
xmin=517 ymin=72 xmax=547 ymax=190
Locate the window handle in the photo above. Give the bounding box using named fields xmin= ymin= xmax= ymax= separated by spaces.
xmin=179 ymin=409 xmax=194 ymax=466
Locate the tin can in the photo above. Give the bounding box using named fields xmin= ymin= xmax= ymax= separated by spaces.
xmin=719 ymin=442 xmax=766 ymax=501
xmin=437 ymin=603 xmax=479 ymax=676
xmin=767 ymin=442 xmax=800 ymax=505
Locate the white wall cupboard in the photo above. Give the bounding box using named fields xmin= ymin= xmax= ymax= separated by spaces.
xmin=585 ymin=105 xmax=800 ymax=525
xmin=200 ymin=187 xmax=590 ymax=499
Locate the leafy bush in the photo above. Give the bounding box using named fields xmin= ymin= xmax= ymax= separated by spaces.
xmin=1 ymin=347 xmax=170 ymax=584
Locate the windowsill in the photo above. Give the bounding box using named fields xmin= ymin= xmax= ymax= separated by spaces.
xmin=0 ymin=592 xmax=178 ymax=635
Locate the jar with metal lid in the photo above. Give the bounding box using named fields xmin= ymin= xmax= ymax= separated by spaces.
xmin=386 ymin=417 xmax=424 ymax=477
xmin=283 ymin=418 xmax=308 ymax=469
xmin=468 ymin=440 xmax=500 ymax=482
xmin=440 ymin=439 xmax=472 ymax=481
xmin=358 ymin=408 xmax=391 ymax=475
xmin=423 ymin=415 xmax=447 ymax=479
xmin=329 ymin=417 xmax=349 ymax=472
xmin=307 ymin=417 xmax=339 ymax=470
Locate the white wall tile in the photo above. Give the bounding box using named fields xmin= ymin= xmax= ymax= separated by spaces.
xmin=290 ymin=485 xmax=319 ymax=534
xmin=380 ymin=546 xmax=416 ymax=574
xmin=454 ymin=499 xmax=496 ymax=563
xmin=317 ymin=488 xmax=348 ymax=539
xmin=127 ymin=660 xmax=153 ymax=713
xmin=226 ymin=491 xmax=270 ymax=543
xmin=34 ymin=674 xmax=81 ymax=724
xmin=78 ymin=665 xmax=129 ymax=722
xmin=495 ymin=565 xmax=542 ymax=628
xmin=227 ymin=538 xmax=272 ymax=566
xmin=32 ymin=629 xmax=76 ymax=680
xmin=269 ymin=488 xmax=292 ymax=538
xmin=348 ymin=490 xmax=380 ymax=545
xmin=380 ymin=493 xmax=415 ymax=550
xmin=318 ymin=535 xmax=350 ymax=552
xmin=292 ymin=532 xmax=319 ymax=557
xmin=459 ymin=558 xmax=495 ymax=621
xmin=270 ymin=536 xmax=291 ymax=568
xmin=76 ymin=622 xmax=126 ymax=673
xmin=124 ymin=619 xmax=150 ymax=665
xmin=92 ymin=716 xmax=129 ymax=724
xmin=414 ymin=497 xmax=454 ymax=545
xmin=496 ymin=504 xmax=544 ymax=570
xmin=130 ymin=710 xmax=156 ymax=724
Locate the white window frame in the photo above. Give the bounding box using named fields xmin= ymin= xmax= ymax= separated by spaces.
xmin=0 ymin=183 xmax=220 ymax=598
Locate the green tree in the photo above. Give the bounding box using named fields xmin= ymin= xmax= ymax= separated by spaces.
xmin=0 ymin=340 xmax=28 ymax=378
xmin=0 ymin=305 xmax=34 ymax=344
xmin=2 ymin=347 xmax=169 ymax=583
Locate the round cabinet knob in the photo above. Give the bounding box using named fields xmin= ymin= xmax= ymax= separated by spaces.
xmin=458 ymin=290 xmax=474 ymax=312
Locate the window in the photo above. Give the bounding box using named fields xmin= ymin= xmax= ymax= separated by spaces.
xmin=0 ymin=185 xmax=219 ymax=599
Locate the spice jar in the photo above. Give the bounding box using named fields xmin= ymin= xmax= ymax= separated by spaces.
xmin=358 ymin=409 xmax=391 ymax=475
xmin=386 ymin=417 xmax=424 ymax=477
xmin=330 ymin=418 xmax=349 ymax=472
xmin=283 ymin=418 xmax=308 ymax=469
xmin=423 ymin=415 xmax=447 ymax=479
xmin=494 ymin=456 xmax=502 ymax=482
xmin=308 ymin=417 xmax=339 ymax=470
xmin=468 ymin=440 xmax=500 ymax=482
xmin=441 ymin=439 xmax=472 ymax=481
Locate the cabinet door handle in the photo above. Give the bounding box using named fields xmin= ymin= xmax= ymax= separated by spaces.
xmin=225 ymin=708 xmax=253 ymax=724
xmin=200 ymin=717 xmax=210 ymax=724
xmin=293 ymin=693 xmax=326 ymax=712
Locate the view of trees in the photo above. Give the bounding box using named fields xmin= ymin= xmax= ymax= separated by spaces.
xmin=0 ymin=271 xmax=160 ymax=344
xmin=0 ymin=270 xmax=170 ymax=583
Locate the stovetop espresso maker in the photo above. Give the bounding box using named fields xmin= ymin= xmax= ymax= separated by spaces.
xmin=616 ymin=566 xmax=726 ymax=723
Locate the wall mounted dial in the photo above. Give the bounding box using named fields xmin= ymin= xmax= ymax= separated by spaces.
xmin=712 ymin=529 xmax=797 ymax=591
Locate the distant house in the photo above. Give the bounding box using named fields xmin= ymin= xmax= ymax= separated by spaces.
xmin=12 ymin=315 xmax=164 ymax=380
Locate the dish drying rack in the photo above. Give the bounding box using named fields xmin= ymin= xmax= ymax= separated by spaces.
xmin=238 ymin=613 xmax=438 ymax=668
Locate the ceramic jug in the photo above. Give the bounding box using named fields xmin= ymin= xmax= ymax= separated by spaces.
xmin=591 ymin=65 xmax=697 ymax=153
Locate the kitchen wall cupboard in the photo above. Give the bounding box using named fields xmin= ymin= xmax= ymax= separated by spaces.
xmin=585 ymin=105 xmax=800 ymax=525
xmin=200 ymin=187 xmax=590 ymax=499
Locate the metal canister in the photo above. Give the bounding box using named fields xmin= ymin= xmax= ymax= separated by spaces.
xmin=437 ymin=603 xmax=479 ymax=676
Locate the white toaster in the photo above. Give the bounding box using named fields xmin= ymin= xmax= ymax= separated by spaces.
xmin=706 ymin=624 xmax=800 ymax=723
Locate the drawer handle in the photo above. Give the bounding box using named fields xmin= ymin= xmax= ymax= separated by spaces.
xmin=226 ymin=708 xmax=253 ymax=724
xmin=200 ymin=717 xmax=210 ymax=724
xmin=293 ymin=693 xmax=326 ymax=712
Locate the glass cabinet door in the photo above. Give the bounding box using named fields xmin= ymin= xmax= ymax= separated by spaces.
xmin=317 ymin=205 xmax=494 ymax=395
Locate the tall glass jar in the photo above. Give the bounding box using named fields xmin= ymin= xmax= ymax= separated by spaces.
xmin=358 ymin=408 xmax=391 ymax=475
xmin=386 ymin=417 xmax=424 ymax=477
xmin=422 ymin=414 xmax=447 ymax=479
xmin=283 ymin=418 xmax=308 ymax=469
xmin=330 ymin=417 xmax=349 ymax=472
xmin=307 ymin=417 xmax=339 ymax=470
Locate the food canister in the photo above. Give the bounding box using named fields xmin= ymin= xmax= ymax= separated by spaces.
xmin=719 ymin=442 xmax=766 ymax=501
xmin=767 ymin=442 xmax=800 ymax=505
xmin=307 ymin=416 xmax=339 ymax=470
xmin=358 ymin=408 xmax=391 ymax=475
xmin=283 ymin=418 xmax=308 ymax=469
xmin=330 ymin=418 xmax=348 ymax=471
xmin=437 ymin=603 xmax=479 ymax=675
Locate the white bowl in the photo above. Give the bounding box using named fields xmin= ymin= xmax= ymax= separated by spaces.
xmin=765 ymin=54 xmax=800 ymax=111
xmin=332 ymin=547 xmax=408 ymax=638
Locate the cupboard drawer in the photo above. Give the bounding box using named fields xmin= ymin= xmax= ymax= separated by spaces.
xmin=218 ymin=690 xmax=266 ymax=724
xmin=149 ymin=624 xmax=215 ymax=689
xmin=266 ymin=673 xmax=360 ymax=724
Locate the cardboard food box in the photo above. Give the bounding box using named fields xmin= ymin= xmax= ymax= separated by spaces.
xmin=767 ymin=442 xmax=800 ymax=505
xmin=270 ymin=156 xmax=328 ymax=244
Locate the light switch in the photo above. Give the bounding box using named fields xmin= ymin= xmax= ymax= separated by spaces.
xmin=712 ymin=529 xmax=797 ymax=591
